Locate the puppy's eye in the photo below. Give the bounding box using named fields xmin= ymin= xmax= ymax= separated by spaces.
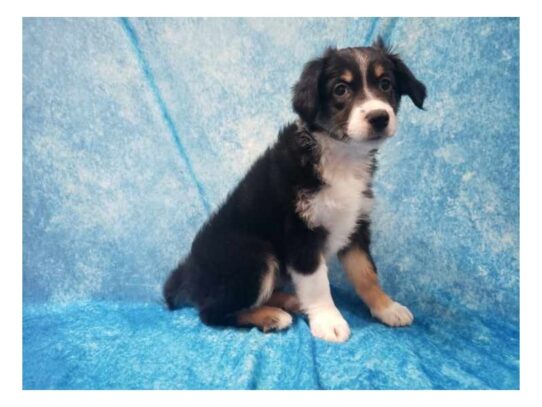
xmin=333 ymin=83 xmax=349 ymax=97
xmin=379 ymin=78 xmax=392 ymax=92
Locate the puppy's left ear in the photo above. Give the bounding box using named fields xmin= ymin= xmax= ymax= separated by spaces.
xmin=292 ymin=56 xmax=325 ymax=123
xmin=374 ymin=37 xmax=427 ymax=109
xmin=391 ymin=56 xmax=427 ymax=109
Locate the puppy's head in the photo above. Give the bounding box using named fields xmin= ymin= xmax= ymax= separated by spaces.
xmin=292 ymin=37 xmax=426 ymax=145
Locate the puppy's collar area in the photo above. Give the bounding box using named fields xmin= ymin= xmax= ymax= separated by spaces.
xmin=297 ymin=121 xmax=347 ymax=143
xmin=297 ymin=120 xmax=381 ymax=161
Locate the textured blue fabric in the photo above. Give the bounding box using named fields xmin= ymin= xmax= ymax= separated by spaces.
xmin=23 ymin=17 xmax=519 ymax=389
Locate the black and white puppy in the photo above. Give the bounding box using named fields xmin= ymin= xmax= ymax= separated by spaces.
xmin=164 ymin=38 xmax=426 ymax=342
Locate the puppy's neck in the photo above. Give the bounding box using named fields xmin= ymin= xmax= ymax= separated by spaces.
xmin=311 ymin=130 xmax=377 ymax=181
xmin=297 ymin=119 xmax=377 ymax=156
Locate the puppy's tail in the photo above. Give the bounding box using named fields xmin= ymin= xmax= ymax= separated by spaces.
xmin=163 ymin=259 xmax=192 ymax=310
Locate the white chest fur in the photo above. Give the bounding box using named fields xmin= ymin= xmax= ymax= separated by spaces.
xmin=296 ymin=133 xmax=376 ymax=256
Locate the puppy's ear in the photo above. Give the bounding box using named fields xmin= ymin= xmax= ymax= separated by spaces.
xmin=372 ymin=36 xmax=390 ymax=53
xmin=391 ymin=56 xmax=427 ymax=109
xmin=292 ymin=57 xmax=325 ymax=123
xmin=374 ymin=36 xmax=427 ymax=109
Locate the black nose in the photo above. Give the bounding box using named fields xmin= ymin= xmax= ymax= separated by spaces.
xmin=366 ymin=109 xmax=389 ymax=131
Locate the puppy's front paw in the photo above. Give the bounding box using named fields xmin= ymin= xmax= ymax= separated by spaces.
xmin=371 ymin=301 xmax=414 ymax=327
xmin=309 ymin=307 xmax=351 ymax=343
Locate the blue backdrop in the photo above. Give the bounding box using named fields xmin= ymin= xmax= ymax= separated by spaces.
xmin=23 ymin=17 xmax=519 ymax=389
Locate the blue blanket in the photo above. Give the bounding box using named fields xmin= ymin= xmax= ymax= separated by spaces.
xmin=23 ymin=17 xmax=519 ymax=389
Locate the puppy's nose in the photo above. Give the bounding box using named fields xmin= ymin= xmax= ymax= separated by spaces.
xmin=366 ymin=109 xmax=389 ymax=131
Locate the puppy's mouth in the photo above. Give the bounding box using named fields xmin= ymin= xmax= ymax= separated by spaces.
xmin=366 ymin=132 xmax=386 ymax=141
xmin=347 ymin=130 xmax=391 ymax=143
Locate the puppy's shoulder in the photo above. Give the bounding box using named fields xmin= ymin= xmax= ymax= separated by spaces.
xmin=272 ymin=122 xmax=320 ymax=174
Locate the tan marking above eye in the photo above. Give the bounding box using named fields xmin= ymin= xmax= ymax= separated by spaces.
xmin=340 ymin=71 xmax=353 ymax=82
xmin=374 ymin=64 xmax=385 ymax=78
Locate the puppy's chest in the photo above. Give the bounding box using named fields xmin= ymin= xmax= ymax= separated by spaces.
xmin=297 ymin=164 xmax=374 ymax=256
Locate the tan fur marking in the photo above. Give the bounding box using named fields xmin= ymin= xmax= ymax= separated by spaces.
xmin=340 ymin=71 xmax=353 ymax=82
xmin=340 ymin=247 xmax=392 ymax=312
xmin=236 ymin=306 xmax=291 ymax=332
xmin=374 ymin=64 xmax=384 ymax=78
xmin=265 ymin=291 xmax=301 ymax=313
xmin=254 ymin=257 xmax=278 ymax=307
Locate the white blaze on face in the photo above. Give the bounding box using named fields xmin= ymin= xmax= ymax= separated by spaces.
xmin=346 ymin=49 xmax=397 ymax=141
xmin=346 ymin=98 xmax=397 ymax=141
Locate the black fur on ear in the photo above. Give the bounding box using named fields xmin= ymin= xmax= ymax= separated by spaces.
xmin=373 ymin=36 xmax=427 ymax=109
xmin=292 ymin=55 xmax=326 ymax=124
xmin=372 ymin=36 xmax=394 ymax=55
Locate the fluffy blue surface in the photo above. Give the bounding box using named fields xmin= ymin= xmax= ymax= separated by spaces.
xmin=23 ymin=17 xmax=519 ymax=389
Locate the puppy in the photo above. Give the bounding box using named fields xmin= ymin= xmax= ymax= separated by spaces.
xmin=164 ymin=38 xmax=426 ymax=342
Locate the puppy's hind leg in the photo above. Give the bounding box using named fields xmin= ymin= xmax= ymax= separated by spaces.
xmin=191 ymin=233 xmax=293 ymax=333
xmin=233 ymin=291 xmax=299 ymax=333
xmin=236 ymin=306 xmax=293 ymax=332
xmin=265 ymin=291 xmax=301 ymax=313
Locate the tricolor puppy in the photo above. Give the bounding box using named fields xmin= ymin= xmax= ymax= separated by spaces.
xmin=164 ymin=38 xmax=426 ymax=342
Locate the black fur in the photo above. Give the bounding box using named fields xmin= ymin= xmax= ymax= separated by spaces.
xmin=164 ymin=123 xmax=326 ymax=324
xmin=372 ymin=37 xmax=427 ymax=110
xmin=163 ymin=39 xmax=426 ymax=328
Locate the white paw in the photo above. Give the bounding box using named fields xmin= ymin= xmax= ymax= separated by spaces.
xmin=308 ymin=307 xmax=351 ymax=343
xmin=371 ymin=301 xmax=414 ymax=327
xmin=261 ymin=310 xmax=293 ymax=332
xmin=273 ymin=311 xmax=293 ymax=330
